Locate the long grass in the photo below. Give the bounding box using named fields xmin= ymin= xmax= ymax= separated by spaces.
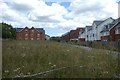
xmin=2 ymin=40 xmax=119 ymax=78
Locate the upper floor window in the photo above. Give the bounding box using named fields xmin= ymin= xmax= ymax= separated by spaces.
xmin=93 ymin=34 xmax=94 ymax=37
xmin=118 ymin=28 xmax=120 ymax=34
xmin=25 ymin=34 xmax=28 ymax=36
xmin=32 ymin=30 xmax=34 ymax=33
xmin=106 ymin=31 xmax=109 ymax=35
xmin=87 ymin=35 xmax=88 ymax=38
xmin=116 ymin=28 xmax=120 ymax=34
xmin=25 ymin=29 xmax=28 ymax=32
xmin=37 ymin=34 xmax=40 ymax=37
xmin=105 ymin=25 xmax=109 ymax=29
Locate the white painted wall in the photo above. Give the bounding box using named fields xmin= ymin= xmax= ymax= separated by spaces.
xmin=101 ymin=31 xmax=109 ymax=36
xmin=79 ymin=18 xmax=114 ymax=42
xmin=85 ymin=27 xmax=91 ymax=41
xmin=97 ymin=18 xmax=114 ymax=40
xmin=92 ymin=18 xmax=114 ymax=41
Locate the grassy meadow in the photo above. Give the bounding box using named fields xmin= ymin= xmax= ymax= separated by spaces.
xmin=2 ymin=40 xmax=119 ymax=78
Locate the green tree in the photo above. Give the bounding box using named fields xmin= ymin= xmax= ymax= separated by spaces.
xmin=50 ymin=36 xmax=61 ymax=42
xmin=0 ymin=22 xmax=16 ymax=39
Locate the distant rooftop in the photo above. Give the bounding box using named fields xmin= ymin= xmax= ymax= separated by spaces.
xmin=93 ymin=21 xmax=104 ymax=26
xmin=16 ymin=27 xmax=45 ymax=33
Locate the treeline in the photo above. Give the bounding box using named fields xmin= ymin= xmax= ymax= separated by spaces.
xmin=50 ymin=36 xmax=61 ymax=42
xmin=0 ymin=22 xmax=16 ymax=39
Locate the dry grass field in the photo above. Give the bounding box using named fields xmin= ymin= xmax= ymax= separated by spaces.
xmin=2 ymin=40 xmax=119 ymax=78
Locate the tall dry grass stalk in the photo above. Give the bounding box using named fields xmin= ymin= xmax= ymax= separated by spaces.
xmin=2 ymin=40 xmax=118 ymax=78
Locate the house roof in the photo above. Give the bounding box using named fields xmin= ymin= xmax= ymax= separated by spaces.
xmin=16 ymin=28 xmax=23 ymax=32
xmin=115 ymin=17 xmax=120 ymax=28
xmin=100 ymin=17 xmax=120 ymax=33
xmin=100 ymin=23 xmax=114 ymax=33
xmin=86 ymin=26 xmax=92 ymax=31
xmin=93 ymin=21 xmax=104 ymax=26
xmin=62 ymin=32 xmax=70 ymax=36
xmin=16 ymin=27 xmax=45 ymax=33
xmin=93 ymin=17 xmax=114 ymax=27
xmin=35 ymin=28 xmax=45 ymax=33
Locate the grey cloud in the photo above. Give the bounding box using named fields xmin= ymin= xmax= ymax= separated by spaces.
xmin=75 ymin=4 xmax=104 ymax=14
xmin=29 ymin=15 xmax=61 ymax=23
xmin=1 ymin=14 xmax=17 ymax=22
xmin=4 ymin=1 xmax=33 ymax=13
xmin=68 ymin=1 xmax=104 ymax=15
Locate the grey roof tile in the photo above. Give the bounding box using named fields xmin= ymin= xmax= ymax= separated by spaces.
xmin=16 ymin=27 xmax=45 ymax=33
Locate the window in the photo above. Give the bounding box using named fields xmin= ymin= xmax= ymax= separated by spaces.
xmin=25 ymin=29 xmax=28 ymax=32
xmin=25 ymin=37 xmax=28 ymax=40
xmin=116 ymin=28 xmax=120 ymax=34
xmin=87 ymin=35 xmax=88 ymax=38
xmin=31 ymin=34 xmax=34 ymax=37
xmin=25 ymin=34 xmax=28 ymax=36
xmin=31 ymin=38 xmax=34 ymax=40
xmin=37 ymin=34 xmax=40 ymax=37
xmin=118 ymin=28 xmax=120 ymax=34
xmin=93 ymin=34 xmax=94 ymax=37
xmin=37 ymin=38 xmax=40 ymax=40
xmin=32 ymin=30 xmax=34 ymax=33
xmin=106 ymin=31 xmax=109 ymax=35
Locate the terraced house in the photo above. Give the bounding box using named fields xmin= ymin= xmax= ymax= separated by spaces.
xmin=101 ymin=17 xmax=120 ymax=41
xmin=16 ymin=27 xmax=45 ymax=40
xmin=79 ymin=17 xmax=116 ymax=42
xmin=61 ymin=28 xmax=84 ymax=42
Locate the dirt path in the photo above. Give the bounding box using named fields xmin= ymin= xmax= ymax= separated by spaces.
xmin=71 ymin=45 xmax=92 ymax=52
xmin=70 ymin=44 xmax=120 ymax=59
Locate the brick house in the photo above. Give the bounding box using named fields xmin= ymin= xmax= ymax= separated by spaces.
xmin=61 ymin=28 xmax=84 ymax=42
xmin=61 ymin=32 xmax=70 ymax=42
xmin=69 ymin=28 xmax=84 ymax=41
xmin=91 ymin=17 xmax=114 ymax=41
xmin=100 ymin=17 xmax=120 ymax=41
xmin=16 ymin=27 xmax=45 ymax=40
xmin=79 ymin=28 xmax=85 ymax=42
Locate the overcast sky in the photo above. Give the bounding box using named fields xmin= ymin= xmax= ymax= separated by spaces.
xmin=0 ymin=0 xmax=119 ymax=36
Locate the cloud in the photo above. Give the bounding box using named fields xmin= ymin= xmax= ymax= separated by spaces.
xmin=69 ymin=0 xmax=104 ymax=14
xmin=42 ymin=0 xmax=72 ymax=2
xmin=66 ymin=0 xmax=118 ymax=25
xmin=0 ymin=0 xmax=118 ymax=36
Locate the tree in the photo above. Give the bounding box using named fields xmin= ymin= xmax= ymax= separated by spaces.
xmin=50 ymin=36 xmax=61 ymax=42
xmin=0 ymin=22 xmax=16 ymax=39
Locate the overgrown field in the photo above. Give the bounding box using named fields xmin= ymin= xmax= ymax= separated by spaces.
xmin=2 ymin=40 xmax=119 ymax=78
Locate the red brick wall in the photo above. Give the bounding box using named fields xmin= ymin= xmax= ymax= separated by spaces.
xmin=101 ymin=36 xmax=109 ymax=41
xmin=61 ymin=33 xmax=70 ymax=42
xmin=110 ymin=27 xmax=116 ymax=41
xmin=115 ymin=34 xmax=120 ymax=41
xmin=79 ymin=38 xmax=85 ymax=42
xmin=61 ymin=28 xmax=84 ymax=42
xmin=70 ymin=28 xmax=83 ymax=39
xmin=16 ymin=27 xmax=45 ymax=41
